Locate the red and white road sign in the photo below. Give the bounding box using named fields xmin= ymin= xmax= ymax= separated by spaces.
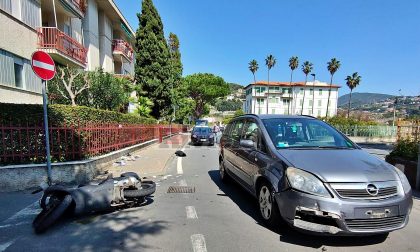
xmin=31 ymin=51 xmax=56 ymax=81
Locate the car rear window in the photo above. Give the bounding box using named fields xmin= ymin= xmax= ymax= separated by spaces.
xmin=193 ymin=127 xmax=211 ymax=134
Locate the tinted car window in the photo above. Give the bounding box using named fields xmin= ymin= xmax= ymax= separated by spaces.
xmin=263 ymin=118 xmax=355 ymax=149
xmin=230 ymin=120 xmax=244 ymax=142
xmin=242 ymin=120 xmax=259 ymax=148
xmin=193 ymin=127 xmax=212 ymax=134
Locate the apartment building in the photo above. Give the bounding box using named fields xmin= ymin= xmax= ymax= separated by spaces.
xmin=0 ymin=0 xmax=135 ymax=104
xmin=243 ymin=81 xmax=340 ymax=117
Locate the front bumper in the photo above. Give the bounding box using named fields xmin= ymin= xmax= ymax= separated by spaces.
xmin=191 ymin=137 xmax=214 ymax=144
xmin=275 ymin=189 xmax=413 ymax=235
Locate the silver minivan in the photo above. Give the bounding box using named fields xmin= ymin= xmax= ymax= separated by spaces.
xmin=219 ymin=114 xmax=413 ymax=235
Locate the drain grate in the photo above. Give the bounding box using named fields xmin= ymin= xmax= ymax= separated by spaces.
xmin=167 ymin=186 xmax=195 ymax=193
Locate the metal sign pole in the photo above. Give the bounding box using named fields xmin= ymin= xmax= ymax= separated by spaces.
xmin=42 ymin=80 xmax=52 ymax=184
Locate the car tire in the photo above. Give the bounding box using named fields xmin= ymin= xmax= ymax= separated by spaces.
xmin=258 ymin=181 xmax=281 ymax=228
xmin=124 ymin=181 xmax=156 ymax=198
xmin=219 ymin=159 xmax=230 ymax=183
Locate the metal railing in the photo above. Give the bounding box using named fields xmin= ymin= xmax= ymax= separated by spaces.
xmin=112 ymin=39 xmax=134 ymax=61
xmin=333 ymin=125 xmax=397 ymax=138
xmin=0 ymin=122 xmax=184 ymax=166
xmin=37 ymin=27 xmax=88 ymax=66
xmin=67 ymin=0 xmax=86 ymax=13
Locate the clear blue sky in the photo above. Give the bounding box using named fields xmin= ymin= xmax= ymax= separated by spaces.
xmin=115 ymin=0 xmax=420 ymax=96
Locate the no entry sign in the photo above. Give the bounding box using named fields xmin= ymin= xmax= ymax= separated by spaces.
xmin=31 ymin=51 xmax=56 ymax=81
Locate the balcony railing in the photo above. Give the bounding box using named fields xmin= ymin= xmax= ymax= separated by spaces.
xmin=37 ymin=27 xmax=87 ymax=66
xmin=67 ymin=0 xmax=86 ymax=14
xmin=112 ymin=39 xmax=134 ymax=62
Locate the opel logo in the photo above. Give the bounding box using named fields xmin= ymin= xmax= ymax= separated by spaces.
xmin=366 ymin=184 xmax=379 ymax=196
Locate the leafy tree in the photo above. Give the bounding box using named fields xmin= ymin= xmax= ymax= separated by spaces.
xmin=345 ymin=72 xmax=362 ymax=118
xmin=182 ymin=73 xmax=230 ymax=119
xmin=326 ymin=58 xmax=341 ymax=117
xmin=265 ymin=54 xmax=276 ymax=114
xmin=215 ymin=99 xmax=243 ymax=112
xmin=88 ymin=70 xmax=130 ymax=111
xmin=135 ymin=0 xmax=172 ymax=118
xmin=167 ymin=32 xmax=183 ymax=122
xmin=248 ymin=59 xmax=259 ymax=84
xmin=288 ymin=56 xmax=299 ymax=114
xmin=134 ymin=96 xmax=154 ymax=117
xmin=48 ymin=66 xmax=89 ymax=106
xmin=301 ymin=61 xmax=313 ymax=115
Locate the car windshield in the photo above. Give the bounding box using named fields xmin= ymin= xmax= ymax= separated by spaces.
xmin=193 ymin=127 xmax=212 ymax=134
xmin=262 ymin=118 xmax=355 ymax=149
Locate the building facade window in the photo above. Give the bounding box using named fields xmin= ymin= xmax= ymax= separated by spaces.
xmin=300 ymin=88 xmax=304 ymax=94
xmin=309 ymin=89 xmax=313 ymax=95
xmin=299 ymin=99 xmax=303 ymax=106
xmin=309 ymin=100 xmax=313 ymax=106
xmin=14 ymin=63 xmax=23 ymax=88
xmin=318 ymin=100 xmax=322 ymax=107
xmin=271 ymin=108 xmax=276 ymax=114
xmin=319 ymin=89 xmax=322 ymax=96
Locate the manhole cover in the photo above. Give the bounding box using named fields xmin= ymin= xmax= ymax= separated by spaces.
xmin=167 ymin=186 xmax=195 ymax=193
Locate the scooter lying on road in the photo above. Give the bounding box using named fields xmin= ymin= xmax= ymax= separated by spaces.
xmin=32 ymin=172 xmax=156 ymax=234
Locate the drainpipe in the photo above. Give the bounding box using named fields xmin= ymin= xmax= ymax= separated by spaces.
xmin=416 ymin=143 xmax=420 ymax=191
xmin=52 ymin=0 xmax=58 ymax=28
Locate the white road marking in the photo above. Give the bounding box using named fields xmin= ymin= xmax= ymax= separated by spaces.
xmin=32 ymin=60 xmax=55 ymax=71
xmin=186 ymin=206 xmax=198 ymax=219
xmin=0 ymin=239 xmax=15 ymax=252
xmin=177 ymin=156 xmax=183 ymax=174
xmin=3 ymin=202 xmax=40 ymax=224
xmin=191 ymin=234 xmax=207 ymax=252
xmin=179 ymin=179 xmax=187 ymax=186
xmin=0 ymin=222 xmax=28 ymax=229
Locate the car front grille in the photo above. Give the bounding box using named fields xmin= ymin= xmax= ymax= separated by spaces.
xmin=335 ymin=186 xmax=398 ymax=199
xmin=330 ymin=182 xmax=399 ymax=200
xmin=345 ymin=216 xmax=405 ymax=230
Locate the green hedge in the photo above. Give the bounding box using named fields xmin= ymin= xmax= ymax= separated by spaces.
xmin=387 ymin=139 xmax=419 ymax=162
xmin=0 ymin=103 xmax=156 ymax=126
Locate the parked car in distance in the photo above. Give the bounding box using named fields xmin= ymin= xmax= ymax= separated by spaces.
xmin=219 ymin=114 xmax=413 ymax=235
xmin=191 ymin=126 xmax=215 ymax=146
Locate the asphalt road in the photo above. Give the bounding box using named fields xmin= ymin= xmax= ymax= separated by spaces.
xmin=1 ymin=143 xmax=419 ymax=252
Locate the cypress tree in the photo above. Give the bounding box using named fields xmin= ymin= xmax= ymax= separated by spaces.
xmin=135 ymin=0 xmax=172 ymax=118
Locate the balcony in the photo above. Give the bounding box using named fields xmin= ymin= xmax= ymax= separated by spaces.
xmin=62 ymin=0 xmax=86 ymax=18
xmin=112 ymin=39 xmax=134 ymax=62
xmin=37 ymin=27 xmax=87 ymax=67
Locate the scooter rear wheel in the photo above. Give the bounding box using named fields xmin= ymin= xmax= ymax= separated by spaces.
xmin=123 ymin=181 xmax=156 ymax=198
xmin=33 ymin=194 xmax=73 ymax=234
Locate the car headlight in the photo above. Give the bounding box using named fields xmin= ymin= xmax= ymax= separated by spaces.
xmin=394 ymin=167 xmax=412 ymax=194
xmin=286 ymin=167 xmax=331 ymax=197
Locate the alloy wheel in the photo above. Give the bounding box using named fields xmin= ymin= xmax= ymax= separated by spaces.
xmin=259 ymin=186 xmax=272 ymax=220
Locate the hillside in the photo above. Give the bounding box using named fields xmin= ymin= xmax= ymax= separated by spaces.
xmin=338 ymin=92 xmax=394 ymax=108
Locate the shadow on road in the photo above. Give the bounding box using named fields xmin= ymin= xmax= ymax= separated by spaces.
xmin=208 ymin=169 xmax=388 ymax=249
xmin=14 ymin=196 xmax=167 ymax=251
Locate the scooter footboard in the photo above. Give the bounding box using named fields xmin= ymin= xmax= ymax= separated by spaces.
xmin=71 ymin=180 xmax=114 ymax=215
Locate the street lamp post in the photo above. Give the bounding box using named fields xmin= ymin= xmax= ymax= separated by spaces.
xmin=311 ymin=73 xmax=316 ymax=116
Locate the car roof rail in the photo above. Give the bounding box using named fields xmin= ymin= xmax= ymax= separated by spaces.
xmin=301 ymin=115 xmax=318 ymax=119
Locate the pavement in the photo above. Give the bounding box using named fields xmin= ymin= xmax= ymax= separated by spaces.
xmin=1 ymin=141 xmax=420 ymax=251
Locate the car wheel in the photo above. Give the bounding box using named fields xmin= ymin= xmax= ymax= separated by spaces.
xmin=219 ymin=160 xmax=230 ymax=183
xmin=258 ymin=182 xmax=280 ymax=228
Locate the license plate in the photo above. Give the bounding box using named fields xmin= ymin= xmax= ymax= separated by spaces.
xmin=200 ymin=139 xmax=207 ymax=142
xmin=354 ymin=206 xmax=398 ymax=219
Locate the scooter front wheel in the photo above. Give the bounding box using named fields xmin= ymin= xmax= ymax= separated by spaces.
xmin=124 ymin=181 xmax=156 ymax=198
xmin=33 ymin=194 xmax=73 ymax=234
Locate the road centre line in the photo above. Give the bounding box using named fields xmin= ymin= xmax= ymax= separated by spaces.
xmin=191 ymin=234 xmax=207 ymax=252
xmin=186 ymin=206 xmax=198 ymax=219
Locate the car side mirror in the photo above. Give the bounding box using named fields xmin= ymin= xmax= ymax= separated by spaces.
xmin=240 ymin=139 xmax=255 ymax=149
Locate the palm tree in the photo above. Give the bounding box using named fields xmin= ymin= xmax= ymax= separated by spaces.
xmin=288 ymin=56 xmax=299 ymax=115
xmin=345 ymin=72 xmax=361 ymax=118
xmin=326 ymin=58 xmax=341 ymax=117
xmin=300 ymin=61 xmax=313 ymax=115
xmin=248 ymin=59 xmax=259 ymax=113
xmin=265 ymin=54 xmax=276 ymax=114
